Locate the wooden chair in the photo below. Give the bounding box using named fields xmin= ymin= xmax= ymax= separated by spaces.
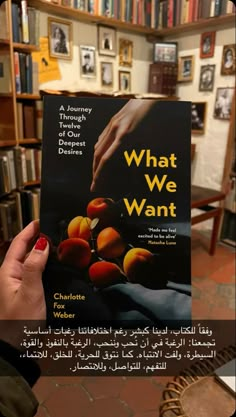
xmin=160 ymin=345 xmax=236 ymax=417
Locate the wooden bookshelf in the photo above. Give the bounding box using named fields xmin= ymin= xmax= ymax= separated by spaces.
xmin=152 ymin=13 xmax=236 ymax=38
xmin=23 ymin=180 xmax=41 ymax=187
xmin=18 ymin=139 xmax=42 ymax=144
xmin=0 ymin=140 xmax=17 ymax=147
xmin=29 ymin=0 xmax=235 ymax=37
xmin=13 ymin=42 xmax=40 ymax=52
xmin=16 ymin=93 xmax=41 ymax=100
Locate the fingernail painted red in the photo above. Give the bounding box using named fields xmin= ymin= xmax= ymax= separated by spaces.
xmin=35 ymin=237 xmax=48 ymax=251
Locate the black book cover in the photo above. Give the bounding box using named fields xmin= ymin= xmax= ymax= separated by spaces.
xmin=41 ymin=96 xmax=192 ymax=327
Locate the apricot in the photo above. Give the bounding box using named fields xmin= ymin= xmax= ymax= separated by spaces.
xmin=57 ymin=238 xmax=91 ymax=269
xmin=123 ymin=247 xmax=154 ymax=283
xmin=89 ymin=261 xmax=122 ymax=287
xmin=68 ymin=216 xmax=91 ymax=240
xmin=97 ymin=227 xmax=126 ymax=259
xmin=87 ymin=197 xmax=115 ymax=228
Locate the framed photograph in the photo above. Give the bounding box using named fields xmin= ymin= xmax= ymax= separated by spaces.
xmin=48 ymin=17 xmax=72 ymax=60
xmin=80 ymin=45 xmax=96 ymax=78
xmin=98 ymin=25 xmax=116 ymax=56
xmin=119 ymin=70 xmax=131 ymax=92
xmin=214 ymin=87 xmax=235 ymax=120
xmin=191 ymin=102 xmax=207 ymax=135
xmin=178 ymin=55 xmax=194 ymax=82
xmin=153 ymin=42 xmax=178 ymax=63
xmin=101 ymin=61 xmax=113 ymax=88
xmin=199 ymin=65 xmax=215 ymax=92
xmin=221 ymin=44 xmax=236 ymax=75
xmin=200 ymin=32 xmax=215 ymax=58
xmin=119 ymin=39 xmax=133 ymax=67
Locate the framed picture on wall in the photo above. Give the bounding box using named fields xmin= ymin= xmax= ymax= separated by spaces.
xmin=221 ymin=44 xmax=236 ymax=75
xmin=48 ymin=17 xmax=72 ymax=60
xmin=214 ymin=87 xmax=235 ymax=120
xmin=200 ymin=32 xmax=215 ymax=59
xmin=153 ymin=42 xmax=178 ymax=63
xmin=80 ymin=45 xmax=96 ymax=78
xmin=101 ymin=61 xmax=113 ymax=88
xmin=178 ymin=55 xmax=194 ymax=82
xmin=119 ymin=70 xmax=131 ymax=92
xmin=119 ymin=39 xmax=133 ymax=67
xmin=191 ymin=102 xmax=207 ymax=134
xmin=98 ymin=25 xmax=116 ymax=56
xmin=199 ymin=65 xmax=215 ymax=92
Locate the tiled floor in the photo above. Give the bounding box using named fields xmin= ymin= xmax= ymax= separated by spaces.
xmin=34 ymin=229 xmax=235 ymax=417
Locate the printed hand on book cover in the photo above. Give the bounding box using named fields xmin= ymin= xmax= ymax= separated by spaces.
xmin=91 ymin=100 xmax=156 ymax=192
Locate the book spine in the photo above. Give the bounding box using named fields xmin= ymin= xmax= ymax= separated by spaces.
xmin=210 ymin=0 xmax=215 ymax=16
xmin=0 ymin=204 xmax=10 ymax=241
xmin=35 ymin=100 xmax=43 ymax=140
xmin=214 ymin=0 xmax=221 ymax=16
xmin=0 ymin=2 xmax=9 ymax=40
xmin=19 ymin=53 xmax=26 ymax=93
xmin=23 ymin=104 xmax=36 ymax=138
xmin=13 ymin=147 xmax=24 ymax=187
xmin=14 ymin=52 xmax=21 ymax=94
xmin=21 ymin=0 xmax=29 ymax=43
xmin=0 ymin=153 xmax=11 ymax=192
xmin=0 ymin=156 xmax=10 ymax=195
xmin=145 ymin=0 xmax=152 ymax=26
xmin=21 ymin=148 xmax=28 ymax=184
xmin=14 ymin=191 xmax=23 ymax=231
xmin=11 ymin=3 xmax=20 ymax=43
xmin=167 ymin=0 xmax=174 ymax=27
xmin=26 ymin=53 xmax=33 ymax=94
xmin=7 ymin=150 xmax=17 ymax=190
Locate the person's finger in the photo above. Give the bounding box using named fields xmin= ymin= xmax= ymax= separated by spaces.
xmin=20 ymin=236 xmax=49 ymax=295
xmin=3 ymin=220 xmax=40 ymax=265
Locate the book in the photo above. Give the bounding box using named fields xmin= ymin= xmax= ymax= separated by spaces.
xmin=23 ymin=103 xmax=36 ymax=138
xmin=0 ymin=1 xmax=9 ymax=40
xmin=21 ymin=0 xmax=30 ymax=43
xmin=0 ymin=54 xmax=12 ymax=93
xmin=14 ymin=52 xmax=21 ymax=94
xmin=40 ymin=96 xmax=191 ymax=326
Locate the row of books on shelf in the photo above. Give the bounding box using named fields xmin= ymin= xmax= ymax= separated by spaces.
xmin=11 ymin=1 xmax=40 ymax=45
xmin=14 ymin=52 xmax=39 ymax=95
xmin=17 ymin=101 xmax=43 ymax=139
xmin=157 ymin=0 xmax=235 ymax=29
xmin=0 ymin=187 xmax=40 ymax=241
xmin=0 ymin=147 xmax=42 ymax=196
xmin=0 ymin=52 xmax=39 ymax=95
xmin=50 ymin=0 xmax=235 ymax=28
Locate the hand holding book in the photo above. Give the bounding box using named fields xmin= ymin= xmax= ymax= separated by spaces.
xmin=91 ymin=99 xmax=155 ymax=191
xmin=0 ymin=221 xmax=49 ymax=348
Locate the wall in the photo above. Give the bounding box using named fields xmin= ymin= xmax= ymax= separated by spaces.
xmin=39 ymin=12 xmax=153 ymax=93
xmin=169 ymin=24 xmax=235 ymax=192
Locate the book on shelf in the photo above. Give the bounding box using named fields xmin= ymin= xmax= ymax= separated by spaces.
xmin=0 ymin=54 xmax=12 ymax=94
xmin=23 ymin=103 xmax=36 ymax=138
xmin=0 ymin=1 xmax=9 ymax=40
xmin=0 ymin=155 xmax=11 ymax=196
xmin=0 ymin=150 xmax=16 ymax=191
xmin=40 ymin=95 xmax=191 ymax=326
xmin=11 ymin=1 xmax=39 ymax=45
xmin=14 ymin=52 xmax=21 ymax=94
xmin=21 ymin=0 xmax=30 ymax=43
